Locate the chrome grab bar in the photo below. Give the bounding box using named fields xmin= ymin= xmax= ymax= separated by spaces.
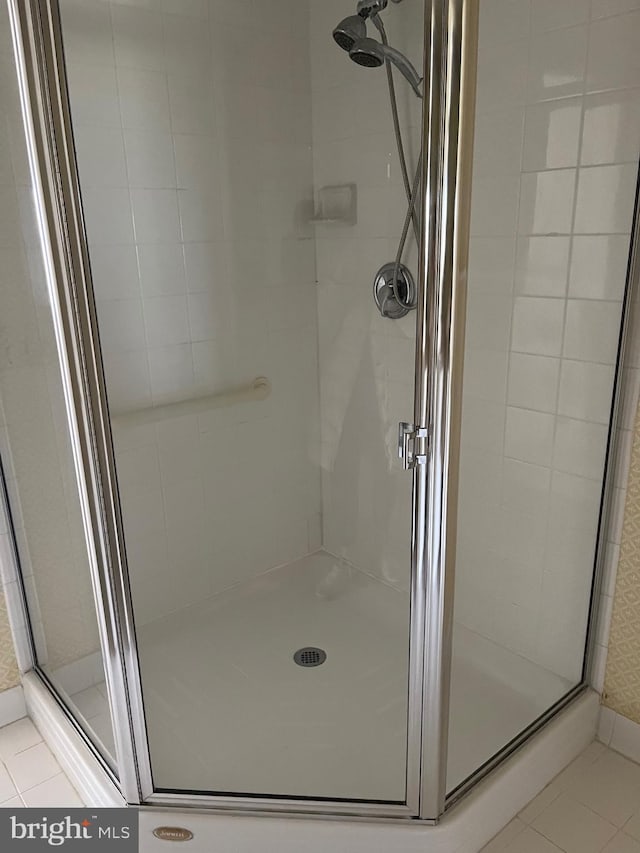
xmin=111 ymin=376 xmax=271 ymax=428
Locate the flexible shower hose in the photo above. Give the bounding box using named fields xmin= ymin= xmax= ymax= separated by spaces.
xmin=373 ymin=14 xmax=421 ymax=313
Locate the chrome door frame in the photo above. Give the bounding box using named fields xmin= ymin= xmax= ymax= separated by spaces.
xmin=8 ymin=0 xmax=152 ymax=805
xmin=7 ymin=0 xmax=480 ymax=822
xmin=416 ymin=0 xmax=478 ymax=819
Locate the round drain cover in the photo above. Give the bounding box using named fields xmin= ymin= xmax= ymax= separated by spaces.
xmin=293 ymin=647 xmax=327 ymax=667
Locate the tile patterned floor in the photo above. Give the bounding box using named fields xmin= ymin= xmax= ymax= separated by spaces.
xmin=0 ymin=717 xmax=83 ymax=807
xmin=482 ymin=741 xmax=640 ymax=853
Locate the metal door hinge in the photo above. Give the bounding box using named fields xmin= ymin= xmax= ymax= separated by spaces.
xmin=398 ymin=422 xmax=429 ymax=469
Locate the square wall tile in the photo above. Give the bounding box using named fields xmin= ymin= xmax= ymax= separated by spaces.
xmin=59 ymin=0 xmax=114 ymax=67
xmin=102 ymin=349 xmax=152 ymax=413
xmin=467 ymin=237 xmax=516 ymax=294
xmin=476 ymin=39 xmax=528 ymax=112
xmin=66 ymin=63 xmax=120 ymax=128
xmin=143 ymin=295 xmax=190 ymax=347
xmin=168 ymin=71 xmax=216 ymax=135
xmin=587 ymin=12 xmax=640 ymax=93
xmin=178 ymin=189 xmax=225 ymax=242
xmin=550 ymin=470 xmax=601 ymax=532
xmin=523 ymin=99 xmax=582 ymax=171
xmin=463 ymin=348 xmax=509 ymax=402
xmin=187 ymin=292 xmax=226 ymax=342
xmin=118 ymin=68 xmax=171 ymax=132
xmin=89 ymin=245 xmax=140 ymax=301
xmin=73 ymin=125 xmax=127 ymax=188
xmin=569 ymin=235 xmax=630 ymax=301
xmin=507 ymin=353 xmax=561 ymax=413
xmin=574 ymin=165 xmax=638 ymax=234
xmin=515 ymin=237 xmax=570 ymax=297
xmin=519 ymin=170 xmax=576 ymax=235
xmin=96 ymin=299 xmax=145 ymax=354
xmin=591 ymin=0 xmax=640 ymax=16
xmin=505 ymin=406 xmax=555 ymax=466
xmin=131 ymin=189 xmax=181 ymax=243
xmin=82 ymin=187 xmax=134 ymax=246
xmin=527 ymin=26 xmax=588 ymax=102
xmin=111 ymin=5 xmax=165 ymax=71
xmin=465 ymin=293 xmax=513 ymax=351
xmin=124 ymin=130 xmax=176 ymax=189
xmin=553 ymin=416 xmax=609 ymax=479
xmin=558 ymin=360 xmax=615 ymax=423
xmin=184 ymin=242 xmax=229 ymax=293
xmin=147 ymin=344 xmax=194 ymax=404
xmin=461 ymin=397 xmax=506 ymax=455
xmin=563 ymin=300 xmax=623 ymax=363
xmin=581 ymin=90 xmax=640 ymax=166
xmin=610 ymin=716 xmax=640 ymax=765
xmin=479 ymin=0 xmax=530 ymax=43
xmin=530 ymin=0 xmax=590 ymax=31
xmin=473 ymin=108 xmax=525 ymax=177
xmin=173 ymin=134 xmax=220 ymax=190
xmin=138 ymin=243 xmax=186 ymax=297
xmin=512 ymin=297 xmax=565 ymax=357
xmin=502 ymin=458 xmax=552 ymax=517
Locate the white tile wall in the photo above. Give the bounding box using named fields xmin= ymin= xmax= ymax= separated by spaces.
xmin=309 ymin=0 xmax=420 ymax=589
xmin=457 ymin=1 xmax=640 ymax=683
xmin=60 ymin=0 xmax=322 ymax=623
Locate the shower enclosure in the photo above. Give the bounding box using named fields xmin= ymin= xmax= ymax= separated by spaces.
xmin=0 ymin=0 xmax=638 ymax=826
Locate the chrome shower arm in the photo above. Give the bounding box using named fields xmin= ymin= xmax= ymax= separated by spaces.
xmin=380 ymin=44 xmax=423 ymax=98
xmin=370 ymin=14 xmax=423 ymax=98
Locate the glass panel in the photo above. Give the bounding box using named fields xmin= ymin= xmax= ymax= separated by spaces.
xmin=448 ymin=3 xmax=640 ymax=792
xmin=0 ymin=3 xmax=116 ymax=767
xmin=58 ymin=0 xmax=423 ymax=801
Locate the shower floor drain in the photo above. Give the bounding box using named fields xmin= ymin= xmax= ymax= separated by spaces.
xmin=293 ymin=647 xmax=327 ymax=667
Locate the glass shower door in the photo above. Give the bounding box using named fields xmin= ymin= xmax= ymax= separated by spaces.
xmin=447 ymin=0 xmax=640 ymax=796
xmin=54 ymin=0 xmax=424 ymax=806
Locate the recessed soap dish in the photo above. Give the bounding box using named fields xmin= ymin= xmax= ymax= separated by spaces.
xmin=310 ymin=183 xmax=357 ymax=225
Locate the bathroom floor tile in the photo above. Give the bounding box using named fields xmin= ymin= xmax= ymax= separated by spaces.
xmin=484 ymin=745 xmax=640 ymax=853
xmin=0 ymin=717 xmax=42 ymax=760
xmin=603 ymin=833 xmax=640 ymax=853
xmin=21 ymin=773 xmax=84 ymax=808
xmin=0 ymin=718 xmax=83 ymax=807
xmin=532 ymin=793 xmax=617 ymax=853
xmin=4 ymin=741 xmax=62 ymax=793
xmin=0 ymin=763 xmax=17 ymax=805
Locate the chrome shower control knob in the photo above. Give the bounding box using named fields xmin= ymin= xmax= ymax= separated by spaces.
xmin=373 ymin=262 xmax=416 ymax=319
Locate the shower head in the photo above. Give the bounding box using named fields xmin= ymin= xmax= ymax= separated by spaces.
xmin=349 ymin=37 xmax=385 ymax=67
xmin=349 ymin=38 xmax=423 ymax=97
xmin=333 ymin=15 xmax=367 ymax=52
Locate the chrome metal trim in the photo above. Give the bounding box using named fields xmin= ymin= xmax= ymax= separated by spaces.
xmin=416 ymin=0 xmax=478 ymax=820
xmin=30 ymin=667 xmax=120 ymax=788
xmin=584 ymin=162 xmax=640 ymax=685
xmin=7 ymin=0 xmax=151 ymax=803
xmin=145 ymin=794 xmax=416 ymax=821
xmin=23 ymin=671 xmax=126 ymax=808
